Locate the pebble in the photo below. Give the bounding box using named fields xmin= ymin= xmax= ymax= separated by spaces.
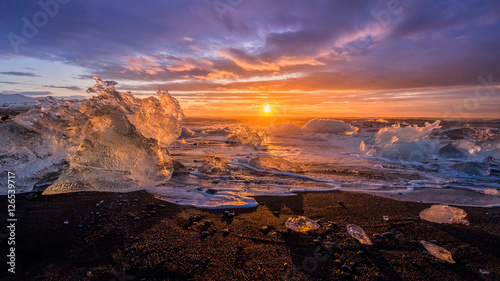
xmin=334 ymin=259 xmax=342 ymax=267
xmin=206 ymin=189 xmax=218 ymax=194
xmin=373 ymin=233 xmax=384 ymax=240
xmin=201 ymin=231 xmax=209 ymax=238
xmin=382 ymin=232 xmax=393 ymax=238
xmin=147 ymin=202 xmax=155 ymax=208
xmin=204 ymin=220 xmax=212 ymax=227
xmin=223 ymin=228 xmax=230 ymax=235
xmin=260 ymin=226 xmax=272 ymax=233
xmin=341 ymin=265 xmax=352 ymax=273
xmin=340 ymin=272 xmax=352 ymax=279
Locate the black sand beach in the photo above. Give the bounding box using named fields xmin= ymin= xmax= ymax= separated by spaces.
xmin=1 ymin=190 xmax=499 ymax=281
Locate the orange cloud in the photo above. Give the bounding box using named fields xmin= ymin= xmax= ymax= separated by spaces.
xmin=123 ymin=56 xmax=165 ymax=75
xmin=218 ymin=49 xmax=325 ymax=71
xmin=193 ymin=69 xmax=240 ymax=80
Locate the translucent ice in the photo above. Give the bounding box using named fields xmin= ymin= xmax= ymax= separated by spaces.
xmin=199 ymin=156 xmax=231 ymax=175
xmin=285 ymin=216 xmax=320 ymax=232
xmin=302 ymin=119 xmax=358 ymax=135
xmin=419 ymin=205 xmax=469 ymax=225
xmin=420 ymin=240 xmax=455 ymax=263
xmin=0 ymin=77 xmax=184 ymax=194
xmin=227 ymin=125 xmax=268 ymax=146
xmin=484 ymin=188 xmax=500 ymax=195
xmin=346 ymin=224 xmax=373 ymax=245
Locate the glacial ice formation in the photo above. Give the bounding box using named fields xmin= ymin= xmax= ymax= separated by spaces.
xmin=302 ymin=119 xmax=359 ymax=135
xmin=419 ymin=205 xmax=469 ymax=225
xmin=0 ymin=77 xmax=184 ymax=194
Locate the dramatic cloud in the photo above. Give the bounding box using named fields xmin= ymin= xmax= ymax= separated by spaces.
xmin=0 ymin=0 xmax=499 ymax=116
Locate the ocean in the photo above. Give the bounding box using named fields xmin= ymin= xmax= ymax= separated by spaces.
xmin=152 ymin=117 xmax=500 ymax=208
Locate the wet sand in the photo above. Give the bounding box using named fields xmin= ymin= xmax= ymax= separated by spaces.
xmin=1 ymin=190 xmax=499 ymax=280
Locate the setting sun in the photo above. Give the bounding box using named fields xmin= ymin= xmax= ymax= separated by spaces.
xmin=264 ymin=104 xmax=272 ymax=114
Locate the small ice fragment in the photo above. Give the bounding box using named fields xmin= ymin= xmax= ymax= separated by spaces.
xmin=479 ymin=269 xmax=490 ymax=275
xmin=346 ymin=224 xmax=373 ymax=245
xmin=227 ymin=126 xmax=268 ymax=146
xmin=359 ymin=141 xmax=366 ymax=152
xmin=285 ymin=216 xmax=320 ymax=232
xmin=419 ymin=205 xmax=469 ymax=225
xmin=383 ymin=215 xmax=389 ymax=221
xmin=100 ymin=200 xmax=104 ymax=204
xmin=484 ymin=188 xmax=500 ymax=196
xmin=64 ymin=220 xmax=69 ymax=224
xmin=420 ymin=240 xmax=455 ymax=263
xmin=374 ymin=164 xmax=383 ymax=169
xmin=199 ymin=156 xmax=230 ymax=175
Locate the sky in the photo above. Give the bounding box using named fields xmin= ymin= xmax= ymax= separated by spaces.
xmin=1 ymin=0 xmax=500 ymax=118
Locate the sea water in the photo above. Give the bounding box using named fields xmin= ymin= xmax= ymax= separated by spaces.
xmin=154 ymin=117 xmax=500 ymax=208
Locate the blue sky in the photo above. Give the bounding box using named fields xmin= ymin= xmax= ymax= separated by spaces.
xmin=1 ymin=0 xmax=500 ymax=117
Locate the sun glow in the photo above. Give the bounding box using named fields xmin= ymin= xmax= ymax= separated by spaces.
xmin=264 ymin=104 xmax=272 ymax=113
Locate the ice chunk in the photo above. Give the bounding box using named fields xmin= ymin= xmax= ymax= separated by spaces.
xmin=419 ymin=205 xmax=469 ymax=225
xmin=199 ymin=156 xmax=231 ymax=175
xmin=180 ymin=127 xmax=195 ymax=138
xmin=484 ymin=188 xmax=500 ymax=196
xmin=346 ymin=224 xmax=373 ymax=245
xmin=302 ymin=119 xmax=358 ymax=135
xmin=420 ymin=240 xmax=455 ymax=263
xmin=249 ymin=157 xmax=304 ymax=173
xmin=366 ymin=121 xmax=441 ymax=162
xmin=269 ymin=124 xmax=303 ymax=137
xmin=438 ymin=143 xmax=467 ymax=159
xmin=227 ymin=125 xmax=268 ymax=146
xmin=1 ymin=77 xmax=184 ymax=194
xmin=451 ymin=162 xmax=490 ymax=176
xmin=285 ymin=216 xmax=320 ymax=232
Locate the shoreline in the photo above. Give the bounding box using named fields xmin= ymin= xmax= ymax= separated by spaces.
xmin=1 ymin=190 xmax=499 ymax=280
